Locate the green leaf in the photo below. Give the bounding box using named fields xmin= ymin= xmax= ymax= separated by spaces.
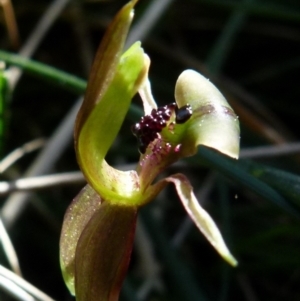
xmin=240 ymin=161 xmax=300 ymax=206
xmin=198 ymin=146 xmax=300 ymax=218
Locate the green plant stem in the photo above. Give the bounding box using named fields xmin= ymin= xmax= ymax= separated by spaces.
xmin=0 ymin=50 xmax=86 ymax=94
xmin=0 ymin=50 xmax=144 ymax=121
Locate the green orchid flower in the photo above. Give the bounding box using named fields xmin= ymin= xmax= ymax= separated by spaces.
xmin=59 ymin=1 xmax=240 ymax=301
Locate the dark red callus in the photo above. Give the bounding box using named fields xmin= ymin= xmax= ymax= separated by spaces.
xmin=131 ymin=102 xmax=192 ymax=154
xmin=131 ymin=103 xmax=176 ymax=154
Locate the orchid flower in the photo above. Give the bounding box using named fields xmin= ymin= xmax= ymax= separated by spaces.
xmin=59 ymin=1 xmax=240 ymax=301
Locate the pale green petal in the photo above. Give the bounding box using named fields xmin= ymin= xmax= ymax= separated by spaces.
xmin=175 ymin=69 xmax=240 ymax=159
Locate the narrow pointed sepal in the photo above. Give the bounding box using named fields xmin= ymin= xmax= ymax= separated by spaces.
xmin=74 ymin=0 xmax=146 ymax=203
xmin=75 ymin=0 xmax=139 ymax=136
xmin=165 ymin=173 xmax=238 ymax=266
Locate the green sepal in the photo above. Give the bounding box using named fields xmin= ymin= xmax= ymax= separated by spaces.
xmin=75 ymin=201 xmax=137 ymax=301
xmin=77 ymin=43 xmax=147 ymax=203
xmin=75 ymin=0 xmax=147 ymax=203
xmin=60 ymin=184 xmax=138 ymax=299
xmin=75 ymin=0 xmax=138 ymax=137
xmin=60 ymin=185 xmax=102 ymax=295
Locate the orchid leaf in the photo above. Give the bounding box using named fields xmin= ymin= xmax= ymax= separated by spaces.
xmin=198 ymin=146 xmax=300 ymax=218
xmin=240 ymin=160 xmax=300 ymax=207
xmin=75 ymin=201 xmax=137 ymax=301
xmin=164 ymin=173 xmax=238 ymax=266
xmin=60 ymin=184 xmax=102 ymax=295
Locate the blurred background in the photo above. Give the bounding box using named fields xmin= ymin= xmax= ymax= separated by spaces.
xmin=0 ymin=0 xmax=300 ymax=300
